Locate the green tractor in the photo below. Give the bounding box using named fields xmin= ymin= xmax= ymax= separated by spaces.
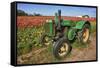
xmin=40 ymin=10 xmax=91 ymax=59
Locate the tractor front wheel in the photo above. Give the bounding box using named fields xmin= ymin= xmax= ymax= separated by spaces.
xmin=53 ymin=37 xmax=71 ymax=59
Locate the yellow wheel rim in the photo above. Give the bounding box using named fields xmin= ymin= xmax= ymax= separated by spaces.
xmin=44 ymin=36 xmax=49 ymax=42
xmin=83 ymin=28 xmax=89 ymax=42
xmin=58 ymin=43 xmax=69 ymax=56
xmin=44 ymin=36 xmax=50 ymax=45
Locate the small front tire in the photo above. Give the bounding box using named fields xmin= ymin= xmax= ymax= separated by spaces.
xmin=53 ymin=37 xmax=71 ymax=59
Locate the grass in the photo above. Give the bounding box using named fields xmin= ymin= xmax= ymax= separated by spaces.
xmin=90 ymin=23 xmax=96 ymax=33
xmin=17 ymin=26 xmax=45 ymax=56
xmin=72 ymin=40 xmax=88 ymax=48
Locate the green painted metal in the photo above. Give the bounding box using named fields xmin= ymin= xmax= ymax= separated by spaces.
xmin=67 ymin=28 xmax=76 ymax=40
xmin=74 ymin=21 xmax=86 ymax=29
xmin=61 ymin=20 xmax=73 ymax=26
xmin=44 ymin=10 xmax=90 ymax=41
xmin=44 ymin=20 xmax=53 ymax=36
xmin=49 ymin=20 xmax=53 ymax=36
xmin=44 ymin=22 xmax=49 ymax=34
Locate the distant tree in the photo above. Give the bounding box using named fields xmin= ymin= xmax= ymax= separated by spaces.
xmin=17 ymin=10 xmax=42 ymax=16
xmin=33 ymin=13 xmax=42 ymax=16
xmin=17 ymin=10 xmax=28 ymax=16
xmin=82 ymin=15 xmax=89 ymax=18
xmin=28 ymin=14 xmax=34 ymax=16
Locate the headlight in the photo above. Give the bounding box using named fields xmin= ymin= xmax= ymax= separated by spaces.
xmin=46 ymin=19 xmax=52 ymax=23
xmin=46 ymin=19 xmax=49 ymax=22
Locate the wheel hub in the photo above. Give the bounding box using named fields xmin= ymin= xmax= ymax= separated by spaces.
xmin=58 ymin=43 xmax=68 ymax=56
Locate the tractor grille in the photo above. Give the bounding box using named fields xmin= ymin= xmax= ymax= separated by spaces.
xmin=43 ymin=22 xmax=54 ymax=36
xmin=44 ymin=23 xmax=50 ymax=33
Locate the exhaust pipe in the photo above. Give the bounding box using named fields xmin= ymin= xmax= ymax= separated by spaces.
xmin=57 ymin=10 xmax=61 ymax=31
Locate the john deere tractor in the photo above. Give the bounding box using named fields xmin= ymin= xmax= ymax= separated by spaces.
xmin=40 ymin=10 xmax=91 ymax=59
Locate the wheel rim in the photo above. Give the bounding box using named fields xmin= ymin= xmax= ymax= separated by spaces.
xmin=44 ymin=36 xmax=49 ymax=42
xmin=58 ymin=42 xmax=69 ymax=56
xmin=44 ymin=36 xmax=50 ymax=45
xmin=83 ymin=28 xmax=89 ymax=42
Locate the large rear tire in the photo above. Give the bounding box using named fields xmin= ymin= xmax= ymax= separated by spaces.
xmin=80 ymin=23 xmax=90 ymax=43
xmin=53 ymin=37 xmax=71 ymax=59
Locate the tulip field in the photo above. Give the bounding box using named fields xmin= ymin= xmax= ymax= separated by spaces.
xmin=17 ymin=16 xmax=96 ymax=28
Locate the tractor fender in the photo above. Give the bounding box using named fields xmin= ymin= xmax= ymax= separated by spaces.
xmin=67 ymin=28 xmax=76 ymax=40
xmin=74 ymin=21 xmax=90 ymax=29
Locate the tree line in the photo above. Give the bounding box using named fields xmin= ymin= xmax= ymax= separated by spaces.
xmin=17 ymin=10 xmax=42 ymax=16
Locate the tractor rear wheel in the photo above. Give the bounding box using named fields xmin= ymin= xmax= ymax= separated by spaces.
xmin=81 ymin=24 xmax=90 ymax=43
xmin=53 ymin=37 xmax=71 ymax=59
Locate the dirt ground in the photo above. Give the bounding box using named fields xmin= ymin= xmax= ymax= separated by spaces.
xmin=17 ymin=33 xmax=97 ymax=64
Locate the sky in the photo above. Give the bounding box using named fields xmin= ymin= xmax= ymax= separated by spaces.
xmin=17 ymin=3 xmax=96 ymax=17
